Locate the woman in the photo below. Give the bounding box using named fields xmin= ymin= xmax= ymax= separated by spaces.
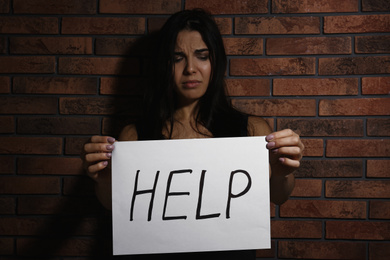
xmin=82 ymin=9 xmax=304 ymax=259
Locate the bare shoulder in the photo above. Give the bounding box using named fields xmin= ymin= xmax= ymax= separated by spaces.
xmin=247 ymin=116 xmax=272 ymax=137
xmin=118 ymin=124 xmax=138 ymax=141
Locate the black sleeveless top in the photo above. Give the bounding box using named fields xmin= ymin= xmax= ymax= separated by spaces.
xmin=122 ymin=115 xmax=256 ymax=260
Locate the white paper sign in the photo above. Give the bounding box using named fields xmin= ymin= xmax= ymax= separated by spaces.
xmin=112 ymin=136 xmax=270 ymax=256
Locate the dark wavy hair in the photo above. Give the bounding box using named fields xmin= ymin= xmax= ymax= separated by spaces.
xmin=138 ymin=9 xmax=246 ymax=140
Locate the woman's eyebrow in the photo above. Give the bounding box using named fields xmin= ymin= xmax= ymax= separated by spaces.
xmin=174 ymin=48 xmax=209 ymax=55
xmin=195 ymin=48 xmax=209 ymax=53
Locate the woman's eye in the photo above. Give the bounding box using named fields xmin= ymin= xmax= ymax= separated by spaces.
xmin=174 ymin=56 xmax=183 ymax=62
xmin=198 ymin=55 xmax=209 ymax=61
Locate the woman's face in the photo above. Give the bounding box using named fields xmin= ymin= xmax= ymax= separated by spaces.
xmin=173 ymin=30 xmax=211 ymax=106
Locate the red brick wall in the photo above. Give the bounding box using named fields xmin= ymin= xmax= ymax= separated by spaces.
xmin=1 ymin=0 xmax=389 ymax=259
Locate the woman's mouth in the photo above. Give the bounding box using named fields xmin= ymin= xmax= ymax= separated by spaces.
xmin=183 ymin=80 xmax=201 ymax=88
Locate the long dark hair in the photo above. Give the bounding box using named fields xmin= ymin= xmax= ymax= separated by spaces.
xmin=138 ymin=9 xmax=246 ymax=140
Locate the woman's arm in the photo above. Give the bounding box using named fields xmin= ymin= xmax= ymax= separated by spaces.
xmin=247 ymin=116 xmax=304 ymax=205
xmin=80 ymin=124 xmax=138 ymax=210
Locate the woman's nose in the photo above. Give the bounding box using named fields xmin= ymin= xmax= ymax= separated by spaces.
xmin=184 ymin=59 xmax=196 ymax=74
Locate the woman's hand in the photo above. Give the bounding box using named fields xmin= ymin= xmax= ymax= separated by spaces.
xmin=81 ymin=135 xmax=115 ymax=182
xmin=266 ymin=129 xmax=304 ymax=178
xmin=265 ymin=129 xmax=304 ymax=205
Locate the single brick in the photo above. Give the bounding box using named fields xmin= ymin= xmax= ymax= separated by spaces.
xmin=16 ymin=238 xmax=95 ymax=256
xmin=272 ymin=0 xmax=358 ymax=13
xmin=0 ymin=97 xmax=57 ymax=114
xmin=0 ymin=36 xmax=6 ymax=54
xmin=0 ymin=217 xmax=44 ymax=235
xmin=223 ymin=38 xmax=263 ymax=55
xmin=274 ymin=78 xmax=358 ymax=96
xmin=0 ymin=17 xmax=58 ymax=34
xmin=277 ymin=119 xmax=363 ymax=136
xmin=370 ymin=201 xmax=390 ymax=219
xmin=0 ymin=217 xmax=98 ymax=236
xmin=367 ymin=160 xmax=390 ymax=178
xmin=326 ymin=139 xmax=390 ymax=157
xmin=100 ymin=77 xmax=146 ymax=96
xmin=367 ymin=118 xmax=390 ymax=137
xmin=0 ymin=156 xmax=14 ymax=174
xmin=324 ymin=14 xmax=390 ymax=33
xmin=302 ymin=139 xmax=324 ymax=157
xmin=18 ymin=157 xmax=83 ymax=175
xmin=0 ymin=176 xmax=60 ymax=194
xmin=95 ymin=38 xmax=139 ymax=55
xmin=0 ymin=76 xmax=9 ymax=93
xmin=0 ymin=238 xmax=13 ymax=255
xmin=225 ymin=78 xmax=270 ymax=96
xmin=291 ymin=179 xmax=322 ymax=197
xmin=59 ymin=97 xmax=142 ymax=115
xmin=362 ymin=77 xmax=390 ymax=95
xmin=100 ymin=0 xmax=180 ymax=14
xmin=326 ymin=221 xmax=390 ymax=240
xmin=186 ymin=0 xmax=268 ymax=14
xmin=65 ymin=137 xmax=90 ymax=155
xmin=13 ymin=77 xmax=97 ymax=95
xmin=17 ymin=117 xmax=100 ymax=135
xmin=0 ymin=198 xmax=14 ymax=214
xmin=13 ymin=0 xmax=96 ymax=14
xmin=231 ymin=98 xmax=316 ymax=116
xmin=235 ymin=17 xmax=320 ymax=35
xmin=0 ymin=56 xmax=55 ymax=74
xmin=362 ymin=0 xmax=390 ymax=11
xmin=18 ymin=197 xmax=101 ymax=215
xmin=230 ymin=58 xmax=315 ymax=76
xmin=10 ymin=37 xmax=92 ymax=54
xmin=319 ymin=56 xmax=390 ymax=75
xmin=0 ymin=116 xmax=14 ymax=133
xmin=148 ymin=17 xmax=232 ymax=35
xmin=0 ymin=137 xmax=62 ymax=155
xmin=280 ymin=200 xmax=366 ymax=218
xmin=0 ymin=0 xmax=9 ymax=13
xmin=215 ymin=18 xmax=232 ymax=35
xmin=61 ymin=17 xmax=145 ymax=35
xmin=59 ymin=57 xmax=140 ymax=75
xmin=96 ymin=36 xmax=159 ymax=57
xmin=326 ymin=180 xmax=390 ymax=198
xmin=319 ymin=98 xmax=390 ymax=116
xmin=294 ymin=160 xmax=363 ymax=178
xmin=271 ymin=220 xmax=322 ymax=238
xmin=279 ymin=241 xmax=366 ymax=260
xmin=356 ymin=35 xmax=390 ymax=54
xmin=369 ymin=243 xmax=390 ymax=260
xmin=267 ymin=37 xmax=351 ymax=55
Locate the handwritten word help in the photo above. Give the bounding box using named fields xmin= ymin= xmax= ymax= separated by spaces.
xmin=130 ymin=169 xmax=252 ymax=221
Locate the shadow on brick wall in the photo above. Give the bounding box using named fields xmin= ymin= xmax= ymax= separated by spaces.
xmin=16 ymin=34 xmax=162 ymax=259
xmin=103 ymin=32 xmax=161 ymax=138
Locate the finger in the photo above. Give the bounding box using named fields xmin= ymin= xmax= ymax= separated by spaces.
xmin=279 ymin=157 xmax=301 ymax=169
xmin=84 ymin=142 xmax=115 ymax=154
xmin=271 ymin=146 xmax=303 ymax=159
xmin=266 ymin=129 xmax=296 ymax=142
xmin=90 ymin=135 xmax=116 ymax=144
xmin=82 ymin=153 xmax=111 ymax=172
xmin=266 ymin=135 xmax=300 ymax=150
xmin=87 ymin=161 xmax=109 ymax=180
xmin=85 ymin=152 xmax=112 ymax=164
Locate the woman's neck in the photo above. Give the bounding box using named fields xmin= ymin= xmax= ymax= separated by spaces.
xmin=163 ymin=101 xmax=212 ymax=139
xmin=174 ymin=100 xmax=199 ymax=123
